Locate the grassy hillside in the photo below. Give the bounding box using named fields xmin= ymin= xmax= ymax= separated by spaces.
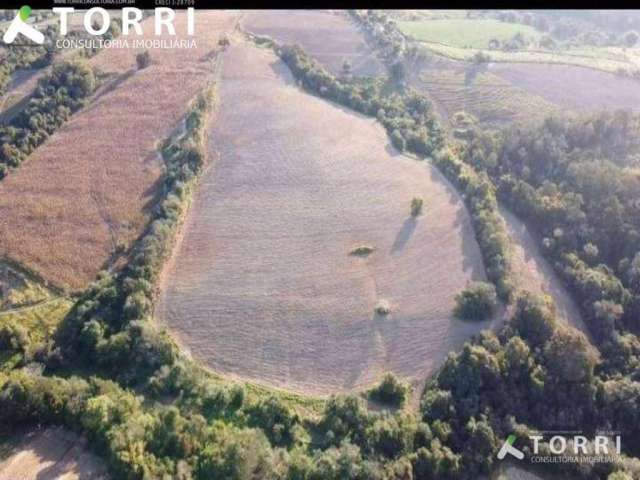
xmin=398 ymin=18 xmax=540 ymax=48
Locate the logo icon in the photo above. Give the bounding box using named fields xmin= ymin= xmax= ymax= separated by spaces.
xmin=3 ymin=6 xmax=44 ymax=45
xmin=498 ymin=434 xmax=525 ymax=460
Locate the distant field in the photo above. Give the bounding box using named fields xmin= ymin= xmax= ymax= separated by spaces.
xmin=410 ymin=52 xmax=640 ymax=128
xmin=398 ymin=19 xmax=540 ymax=49
xmin=0 ymin=427 xmax=108 ymax=480
xmin=242 ymin=10 xmax=384 ymax=76
xmin=412 ymin=62 xmax=558 ymax=127
xmin=419 ymin=41 xmax=637 ymax=74
xmin=387 ymin=10 xmax=470 ymax=21
xmin=157 ymin=41 xmax=495 ymax=396
xmin=0 ymin=12 xmax=238 ymax=290
xmin=489 ymin=62 xmax=640 ymax=113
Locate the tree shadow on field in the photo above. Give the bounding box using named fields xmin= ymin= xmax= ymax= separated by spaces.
xmin=270 ymin=59 xmax=297 ymax=87
xmin=385 ymin=142 xmax=404 ymax=158
xmin=391 ymin=217 xmax=417 ymax=254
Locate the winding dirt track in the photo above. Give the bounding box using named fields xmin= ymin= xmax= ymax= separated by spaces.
xmin=157 ymin=41 xmax=496 ymax=396
xmin=500 ymin=206 xmax=589 ymax=337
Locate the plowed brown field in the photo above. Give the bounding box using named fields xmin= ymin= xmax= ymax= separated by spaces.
xmin=0 ymin=12 xmax=238 ymax=290
xmin=157 ymin=41 xmax=496 ymax=396
xmin=0 ymin=427 xmax=108 ymax=480
xmin=241 ymin=10 xmax=383 ymax=76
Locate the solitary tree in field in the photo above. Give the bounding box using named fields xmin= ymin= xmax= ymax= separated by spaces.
xmin=136 ymin=50 xmax=151 ymax=70
xmin=375 ymin=299 xmax=391 ymax=316
xmin=411 ymin=197 xmax=424 ymax=217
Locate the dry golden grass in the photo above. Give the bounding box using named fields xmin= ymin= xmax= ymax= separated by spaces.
xmin=490 ymin=62 xmax=640 ymax=113
xmin=157 ymin=41 xmax=497 ymax=396
xmin=0 ymin=12 xmax=238 ymax=290
xmin=0 ymin=427 xmax=108 ymax=480
xmin=241 ymin=10 xmax=383 ymax=76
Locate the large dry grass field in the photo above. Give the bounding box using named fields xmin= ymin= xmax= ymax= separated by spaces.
xmin=489 ymin=62 xmax=640 ymax=113
xmin=0 ymin=427 xmax=108 ymax=480
xmin=157 ymin=41 xmax=496 ymax=396
xmin=500 ymin=207 xmax=589 ymax=337
xmin=0 ymin=12 xmax=238 ymax=290
xmin=241 ymin=10 xmax=384 ymax=76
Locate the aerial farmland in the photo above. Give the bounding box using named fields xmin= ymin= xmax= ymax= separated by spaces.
xmin=156 ymin=40 xmax=493 ymax=395
xmin=1 ymin=8 xmax=640 ymax=479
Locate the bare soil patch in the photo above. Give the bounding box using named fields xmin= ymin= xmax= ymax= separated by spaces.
xmin=0 ymin=427 xmax=108 ymax=480
xmin=0 ymin=12 xmax=238 ymax=290
xmin=489 ymin=62 xmax=640 ymax=113
xmin=241 ymin=10 xmax=384 ymax=76
xmin=157 ymin=42 xmax=496 ymax=396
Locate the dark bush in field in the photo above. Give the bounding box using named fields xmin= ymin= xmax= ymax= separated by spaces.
xmin=453 ymin=282 xmax=497 ymax=321
xmin=136 ymin=50 xmax=151 ymax=69
xmin=368 ymin=373 xmax=410 ymax=407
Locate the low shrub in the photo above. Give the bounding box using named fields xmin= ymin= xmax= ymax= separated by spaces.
xmin=136 ymin=50 xmax=151 ymax=69
xmin=350 ymin=245 xmax=375 ymax=256
xmin=454 ymin=282 xmax=497 ymax=320
xmin=411 ymin=197 xmax=424 ymax=217
xmin=368 ymin=373 xmax=409 ymax=407
xmin=375 ymin=299 xmax=392 ymax=316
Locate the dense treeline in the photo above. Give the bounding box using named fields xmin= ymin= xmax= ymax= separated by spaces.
xmin=0 ymin=60 xmax=95 ymax=178
xmin=462 ymin=112 xmax=640 ymax=374
xmin=422 ymin=292 xmax=640 ymax=478
xmin=349 ymin=10 xmax=405 ymax=66
xmin=492 ymin=10 xmax=640 ymax=50
xmin=55 ymin=85 xmax=215 ymax=383
xmin=4 ymin=294 xmax=639 ymax=478
xmin=432 ymin=150 xmax=513 ymax=300
xmin=0 ymin=365 xmax=478 ymax=479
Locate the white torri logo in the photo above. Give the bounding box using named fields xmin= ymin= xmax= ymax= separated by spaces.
xmin=497 ymin=434 xmax=525 ymax=460
xmin=3 ymin=6 xmax=44 ymax=45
